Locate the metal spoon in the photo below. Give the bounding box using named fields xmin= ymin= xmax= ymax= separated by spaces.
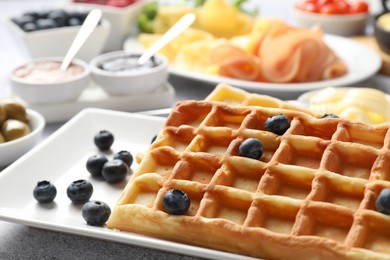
xmin=60 ymin=9 xmax=102 ymax=71
xmin=137 ymin=13 xmax=196 ymax=65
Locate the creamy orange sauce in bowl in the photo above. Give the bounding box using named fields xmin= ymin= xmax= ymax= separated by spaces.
xmin=9 ymin=57 xmax=90 ymax=104
xmin=13 ymin=61 xmax=85 ymax=84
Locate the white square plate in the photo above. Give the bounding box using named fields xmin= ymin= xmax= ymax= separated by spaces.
xmin=0 ymin=108 xmax=254 ymax=260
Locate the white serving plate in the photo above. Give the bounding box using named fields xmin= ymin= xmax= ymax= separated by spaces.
xmin=18 ymin=82 xmax=175 ymax=123
xmin=124 ymin=34 xmax=381 ymax=93
xmin=0 ymin=108 xmax=255 ymax=260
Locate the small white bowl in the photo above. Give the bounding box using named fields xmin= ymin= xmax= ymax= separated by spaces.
xmin=69 ymin=0 xmax=146 ymax=51
xmin=9 ymin=57 xmax=90 ymax=104
xmin=292 ymin=8 xmax=368 ymax=36
xmin=4 ymin=12 xmax=111 ymax=62
xmin=90 ymin=51 xmax=168 ymax=96
xmin=374 ymin=12 xmax=390 ymax=55
xmin=0 ymin=109 xmax=45 ymax=167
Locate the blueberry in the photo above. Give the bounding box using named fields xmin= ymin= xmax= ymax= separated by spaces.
xmin=36 ymin=18 xmax=58 ymax=30
xmin=33 ymin=181 xmax=57 ymax=203
xmin=113 ymin=150 xmax=133 ymax=167
xmin=47 ymin=10 xmax=68 ymax=27
xmin=67 ymin=179 xmax=93 ymax=204
xmin=376 ymin=188 xmax=390 ymax=215
xmin=65 ymin=10 xmax=82 ymax=20
xmin=82 ymin=201 xmax=111 ymax=226
xmin=238 ymin=138 xmax=264 ymax=160
xmin=321 ymin=113 xmax=339 ymax=119
xmin=22 ymin=22 xmax=38 ymax=32
xmin=162 ymin=189 xmax=190 ymax=215
xmin=67 ymin=17 xmax=82 ymax=26
xmin=94 ymin=130 xmax=114 ymax=151
xmin=22 ymin=11 xmax=40 ymax=20
xmin=86 ymin=154 xmax=108 ymax=177
xmin=39 ymin=10 xmax=52 ymax=19
xmin=264 ymin=114 xmax=290 ymax=135
xmin=102 ymin=159 xmax=128 ymax=184
xmin=77 ymin=11 xmax=88 ymax=23
xmin=12 ymin=15 xmax=35 ymax=28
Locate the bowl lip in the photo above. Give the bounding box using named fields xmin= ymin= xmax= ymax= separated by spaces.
xmin=69 ymin=0 xmax=146 ymax=14
xmin=9 ymin=57 xmax=91 ymax=86
xmin=292 ymin=7 xmax=368 ymax=20
xmin=0 ymin=109 xmax=45 ymax=149
xmin=373 ymin=13 xmax=390 ymax=54
xmin=89 ymin=50 xmax=168 ymax=77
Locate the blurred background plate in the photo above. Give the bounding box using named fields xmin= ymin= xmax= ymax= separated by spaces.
xmin=124 ymin=34 xmax=382 ymax=95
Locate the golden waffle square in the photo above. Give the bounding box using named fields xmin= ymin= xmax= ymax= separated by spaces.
xmin=107 ymin=100 xmax=390 ymax=259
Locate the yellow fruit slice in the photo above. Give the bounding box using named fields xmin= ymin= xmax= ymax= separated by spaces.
xmin=305 ymin=87 xmax=348 ymax=104
xmin=338 ymin=106 xmax=371 ymax=123
xmin=197 ymin=0 xmax=253 ymax=38
xmin=176 ymin=38 xmax=226 ymax=71
xmin=152 ymin=6 xmax=197 ymax=34
xmin=138 ymin=28 xmax=214 ymax=62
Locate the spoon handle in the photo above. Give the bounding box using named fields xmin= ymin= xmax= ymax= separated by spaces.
xmin=137 ymin=13 xmax=196 ymax=65
xmin=61 ymin=9 xmax=102 ymax=71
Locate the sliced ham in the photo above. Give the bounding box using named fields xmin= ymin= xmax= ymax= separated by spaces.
xmin=209 ymin=44 xmax=260 ymax=81
xmin=259 ymin=26 xmax=347 ymax=83
xmin=208 ymin=21 xmax=348 ymax=83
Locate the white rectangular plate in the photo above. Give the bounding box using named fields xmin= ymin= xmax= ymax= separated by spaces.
xmin=0 ymin=108 xmax=255 ymax=260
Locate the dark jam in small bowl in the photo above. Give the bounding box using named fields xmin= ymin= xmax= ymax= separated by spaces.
xmin=97 ymin=54 xmax=161 ymax=73
xmin=90 ymin=51 xmax=168 ymax=96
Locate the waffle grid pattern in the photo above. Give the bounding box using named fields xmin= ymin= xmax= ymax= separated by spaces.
xmin=108 ymin=100 xmax=390 ymax=259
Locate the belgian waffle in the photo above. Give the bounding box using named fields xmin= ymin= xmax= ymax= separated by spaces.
xmin=107 ymin=100 xmax=390 ymax=259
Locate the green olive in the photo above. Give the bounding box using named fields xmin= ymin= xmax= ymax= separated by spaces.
xmin=1 ymin=119 xmax=31 ymax=141
xmin=1 ymin=100 xmax=28 ymax=123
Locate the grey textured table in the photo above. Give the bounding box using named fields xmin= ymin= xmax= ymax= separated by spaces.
xmin=0 ymin=0 xmax=388 ymax=259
